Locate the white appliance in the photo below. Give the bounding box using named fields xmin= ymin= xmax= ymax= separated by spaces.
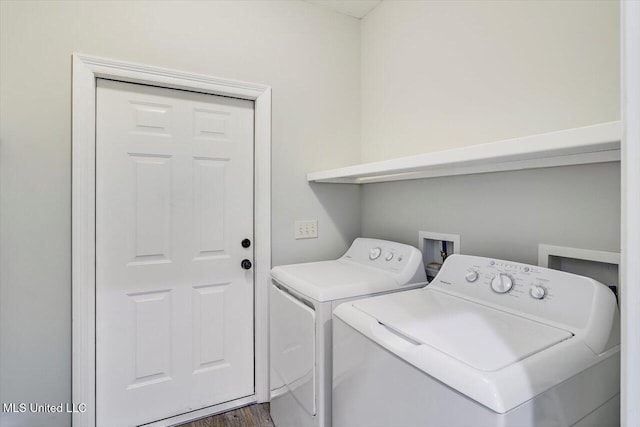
xmin=270 ymin=238 xmax=427 ymax=427
xmin=333 ymin=254 xmax=620 ymax=427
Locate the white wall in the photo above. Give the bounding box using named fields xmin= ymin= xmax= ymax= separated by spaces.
xmin=0 ymin=1 xmax=361 ymax=426
xmin=361 ymin=0 xmax=620 ymax=161
xmin=359 ymin=0 xmax=621 ymax=266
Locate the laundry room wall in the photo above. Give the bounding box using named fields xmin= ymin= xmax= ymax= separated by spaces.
xmin=360 ymin=0 xmax=620 ymax=161
xmin=0 ymin=1 xmax=361 ymax=426
xmin=359 ymin=0 xmax=621 ymax=263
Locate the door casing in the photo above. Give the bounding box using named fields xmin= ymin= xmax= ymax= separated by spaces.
xmin=71 ymin=54 xmax=271 ymax=427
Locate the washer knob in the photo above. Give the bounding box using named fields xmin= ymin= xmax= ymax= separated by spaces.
xmin=465 ymin=271 xmax=479 ymax=283
xmin=369 ymin=247 xmax=382 ymax=260
xmin=530 ymin=285 xmax=546 ymax=300
xmin=385 ymin=252 xmax=394 ymax=261
xmin=491 ymin=273 xmax=513 ymax=293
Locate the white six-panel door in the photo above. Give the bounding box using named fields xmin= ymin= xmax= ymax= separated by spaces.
xmin=96 ymin=79 xmax=254 ymax=426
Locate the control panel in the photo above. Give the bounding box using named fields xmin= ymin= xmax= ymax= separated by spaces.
xmin=341 ymin=238 xmax=425 ymax=278
xmin=429 ymin=254 xmax=616 ymax=333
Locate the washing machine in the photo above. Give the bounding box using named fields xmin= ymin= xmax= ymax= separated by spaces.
xmin=269 ymin=238 xmax=427 ymax=427
xmin=333 ymin=254 xmax=620 ymax=427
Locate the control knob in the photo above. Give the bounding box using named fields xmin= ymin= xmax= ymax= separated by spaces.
xmin=530 ymin=285 xmax=546 ymax=300
xmin=369 ymin=247 xmax=382 ymax=260
xmin=491 ymin=273 xmax=513 ymax=294
xmin=465 ymin=271 xmax=479 ymax=283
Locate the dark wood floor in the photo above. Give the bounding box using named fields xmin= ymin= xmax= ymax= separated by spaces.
xmin=177 ymin=403 xmax=274 ymax=427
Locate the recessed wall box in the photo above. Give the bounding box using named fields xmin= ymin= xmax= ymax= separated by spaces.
xmin=538 ymin=244 xmax=620 ymax=290
xmin=419 ymin=231 xmax=461 ymax=282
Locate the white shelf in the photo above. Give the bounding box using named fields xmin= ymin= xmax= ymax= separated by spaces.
xmin=307 ymin=121 xmax=621 ymax=184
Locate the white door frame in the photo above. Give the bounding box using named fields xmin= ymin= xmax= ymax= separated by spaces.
xmin=71 ymin=54 xmax=271 ymax=427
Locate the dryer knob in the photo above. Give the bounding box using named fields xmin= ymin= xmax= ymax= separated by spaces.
xmin=369 ymin=247 xmax=382 ymax=260
xmin=465 ymin=271 xmax=479 ymax=283
xmin=491 ymin=273 xmax=513 ymax=294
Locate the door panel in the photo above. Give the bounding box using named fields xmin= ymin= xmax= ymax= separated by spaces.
xmin=193 ymin=158 xmax=227 ymax=256
xmin=96 ymin=79 xmax=254 ymax=426
xmin=192 ymin=283 xmax=228 ymax=373
xmin=129 ymin=290 xmax=172 ymax=387
xmin=131 ymin=154 xmax=172 ymax=262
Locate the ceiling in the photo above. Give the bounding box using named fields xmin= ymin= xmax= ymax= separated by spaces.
xmin=305 ymin=0 xmax=383 ymax=19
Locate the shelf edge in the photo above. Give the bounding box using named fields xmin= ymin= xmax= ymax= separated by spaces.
xmin=307 ymin=121 xmax=622 ymax=184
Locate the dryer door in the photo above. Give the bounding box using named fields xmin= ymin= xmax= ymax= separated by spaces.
xmin=270 ymin=284 xmax=316 ymax=415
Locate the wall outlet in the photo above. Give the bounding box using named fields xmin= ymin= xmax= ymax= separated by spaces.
xmin=295 ymin=220 xmax=318 ymax=239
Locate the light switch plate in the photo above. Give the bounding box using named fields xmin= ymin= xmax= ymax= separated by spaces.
xmin=295 ymin=220 xmax=318 ymax=239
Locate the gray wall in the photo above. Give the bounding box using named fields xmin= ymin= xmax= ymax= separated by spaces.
xmin=0 ymin=1 xmax=361 ymax=426
xmin=362 ymin=163 xmax=621 ymax=265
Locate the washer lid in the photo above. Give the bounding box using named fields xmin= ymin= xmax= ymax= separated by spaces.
xmin=352 ymin=288 xmax=572 ymax=371
xmin=272 ymin=260 xmax=402 ymax=302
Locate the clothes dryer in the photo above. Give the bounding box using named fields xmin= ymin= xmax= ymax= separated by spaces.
xmin=270 ymin=238 xmax=427 ymax=427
